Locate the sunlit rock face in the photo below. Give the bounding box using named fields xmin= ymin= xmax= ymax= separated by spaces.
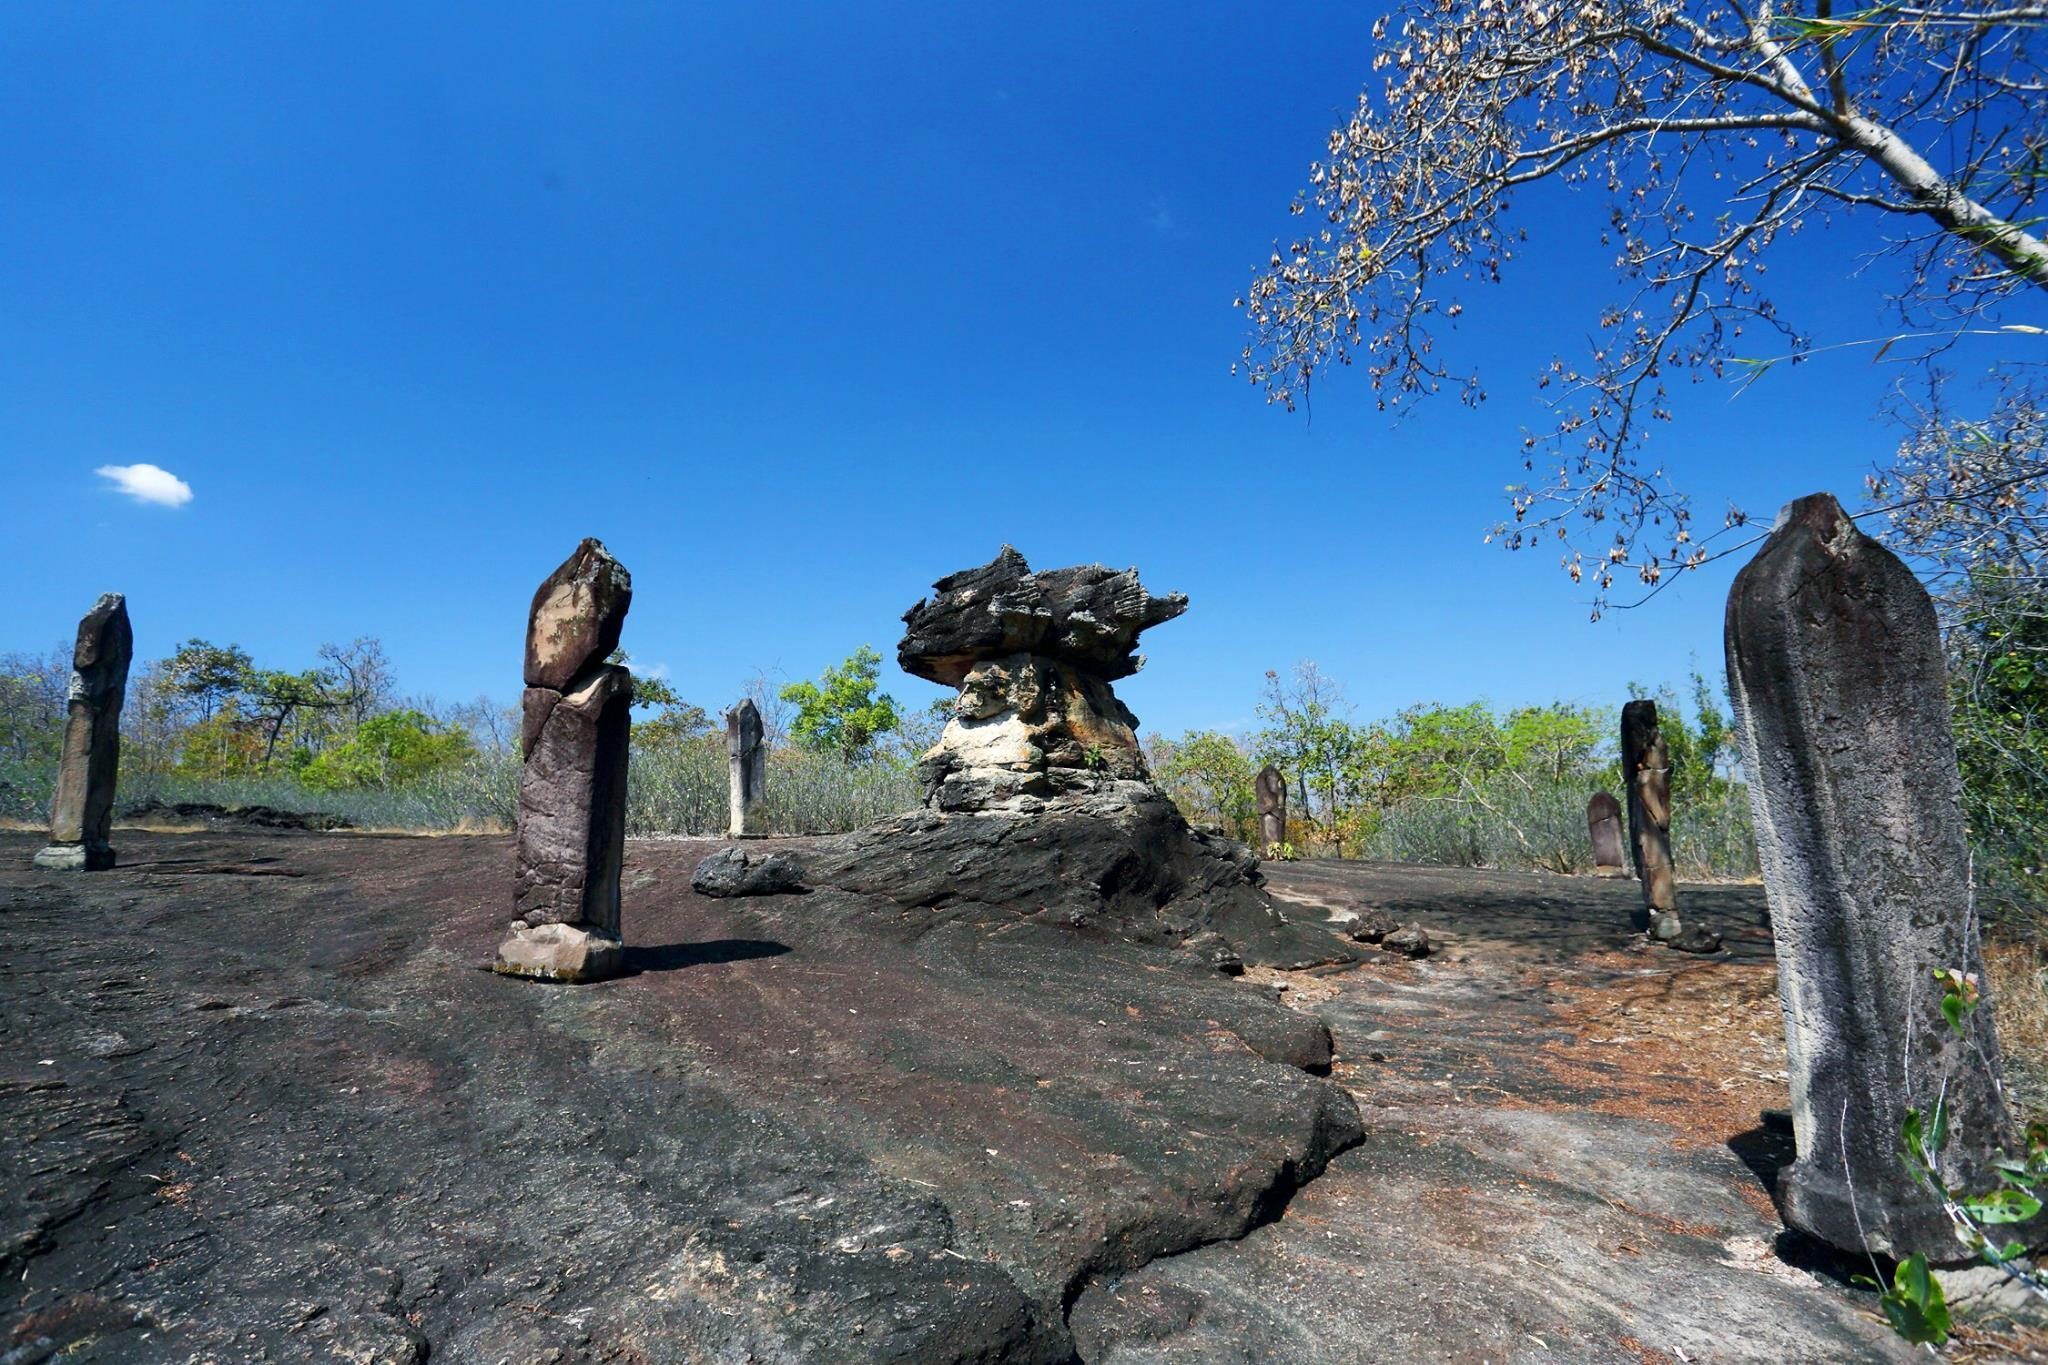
xmin=899 ymin=548 xmax=1182 ymax=813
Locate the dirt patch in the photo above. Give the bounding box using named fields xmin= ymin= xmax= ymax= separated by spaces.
xmin=1529 ymin=955 xmax=1790 ymax=1148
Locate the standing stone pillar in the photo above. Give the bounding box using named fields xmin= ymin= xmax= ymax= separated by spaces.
xmin=1728 ymin=492 xmax=2022 ymax=1261
xmin=1586 ymin=792 xmax=1627 ymax=878
xmin=1621 ymin=700 xmax=1678 ymax=925
xmin=35 ymin=594 xmax=133 ymax=872
xmin=496 ymin=539 xmax=633 ymax=984
xmin=726 ymin=698 xmax=766 ymax=837
xmin=1255 ymin=765 xmax=1286 ymax=850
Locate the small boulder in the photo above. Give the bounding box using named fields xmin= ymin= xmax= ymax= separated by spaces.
xmin=1182 ymin=931 xmax=1245 ymax=976
xmin=1381 ymin=923 xmax=1431 ymax=959
xmin=493 ymin=922 xmax=623 ymax=984
xmin=692 ymin=847 xmax=807 ymax=898
xmin=1345 ymin=907 xmax=1398 ymax=944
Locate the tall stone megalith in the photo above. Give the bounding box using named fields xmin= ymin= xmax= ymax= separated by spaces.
xmin=35 ymin=594 xmax=132 ymax=872
xmin=1586 ymin=792 xmax=1627 ymax=878
xmin=1255 ymin=765 xmax=1287 ymax=850
xmin=727 ymin=697 xmax=766 ymax=837
xmin=497 ymin=539 xmax=633 ymax=984
xmin=1727 ymin=491 xmax=2020 ymax=1260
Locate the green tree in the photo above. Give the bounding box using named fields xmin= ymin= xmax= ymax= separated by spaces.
xmin=780 ymin=646 xmax=901 ymax=762
xmin=1152 ymin=730 xmax=1259 ymax=841
xmin=1239 ymin=0 xmax=2046 ymax=607
xmin=1255 ymin=662 xmax=1359 ymax=842
xmin=1501 ymin=703 xmax=1609 ymax=783
xmin=299 ymin=709 xmax=475 ymax=791
xmin=0 ymin=648 xmax=68 ymax=765
xmin=1948 ymin=569 xmax=2048 ymax=915
xmin=610 ymin=651 xmax=712 ymax=752
xmin=164 ymin=639 xmax=253 ymax=722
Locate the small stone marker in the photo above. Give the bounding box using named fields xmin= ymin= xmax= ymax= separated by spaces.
xmin=498 ymin=539 xmax=633 ymax=984
xmin=1586 ymin=792 xmax=1627 ymax=878
xmin=1255 ymin=765 xmax=1286 ymax=850
xmin=1727 ymin=491 xmax=2022 ymax=1260
xmin=35 ymin=594 xmax=132 ymax=872
xmin=726 ymin=698 xmax=766 ymax=837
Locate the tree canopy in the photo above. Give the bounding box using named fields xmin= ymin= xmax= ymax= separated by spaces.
xmin=1240 ymin=0 xmax=2046 ymax=605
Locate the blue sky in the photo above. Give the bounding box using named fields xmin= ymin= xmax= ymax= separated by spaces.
xmin=2 ymin=3 xmax=1932 ymax=738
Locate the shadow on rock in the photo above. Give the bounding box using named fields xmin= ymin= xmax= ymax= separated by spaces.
xmin=621 ymin=938 xmax=791 ymax=975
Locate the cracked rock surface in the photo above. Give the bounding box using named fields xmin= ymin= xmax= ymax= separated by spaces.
xmin=1 ymin=829 xmax=1357 ymax=1362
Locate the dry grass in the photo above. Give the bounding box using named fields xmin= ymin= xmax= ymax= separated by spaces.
xmin=1986 ymin=935 xmax=2048 ymax=1124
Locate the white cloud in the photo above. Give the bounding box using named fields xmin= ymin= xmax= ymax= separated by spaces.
xmin=95 ymin=463 xmax=193 ymax=508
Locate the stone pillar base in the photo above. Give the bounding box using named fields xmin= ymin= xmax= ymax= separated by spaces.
xmin=492 ymin=921 xmax=624 ymax=983
xmin=34 ymin=842 xmax=114 ymax=871
xmin=1779 ymin=1158 xmax=1956 ymax=1264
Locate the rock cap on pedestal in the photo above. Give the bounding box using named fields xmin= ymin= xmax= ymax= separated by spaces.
xmin=898 ymin=547 xmax=1187 ymax=688
xmin=525 ymin=539 xmax=633 ymax=691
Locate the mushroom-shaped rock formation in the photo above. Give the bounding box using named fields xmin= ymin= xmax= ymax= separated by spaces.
xmin=900 ymin=547 xmax=1187 ymax=813
xmin=802 ymin=550 xmax=1351 ymax=971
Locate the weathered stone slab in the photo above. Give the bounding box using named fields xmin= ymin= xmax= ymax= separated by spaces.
xmin=522 ymin=539 xmax=632 ymax=692
xmin=1257 ymin=765 xmax=1286 ymax=850
xmin=726 ymin=698 xmax=766 ymax=837
xmin=1726 ymin=491 xmax=2023 ymax=1261
xmin=1587 ymin=791 xmax=1627 ymax=878
xmin=36 ymin=594 xmax=132 ymax=873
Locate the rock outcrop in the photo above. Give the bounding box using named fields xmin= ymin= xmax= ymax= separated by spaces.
xmin=808 ymin=549 xmax=1350 ymax=970
xmin=498 ymin=540 xmax=633 ymax=984
xmin=1727 ymin=492 xmax=2026 ymax=1261
xmin=35 ymin=594 xmax=132 ymax=873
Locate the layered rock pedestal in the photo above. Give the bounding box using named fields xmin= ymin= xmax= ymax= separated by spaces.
xmin=726 ymin=698 xmax=766 ymax=837
xmin=797 ymin=549 xmax=1350 ymax=970
xmin=1586 ymin=792 xmax=1627 ymax=879
xmin=497 ymin=539 xmax=633 ymax=984
xmin=1622 ymin=702 xmax=1719 ymax=952
xmin=1257 ymin=766 xmax=1287 ymax=850
xmin=34 ymin=594 xmax=132 ymax=872
xmin=1727 ymin=492 xmax=2023 ymax=1261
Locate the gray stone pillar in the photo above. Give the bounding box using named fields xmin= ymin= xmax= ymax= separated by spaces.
xmin=1727 ymin=491 xmax=2022 ymax=1261
xmin=35 ymin=594 xmax=132 ymax=872
xmin=726 ymin=698 xmax=766 ymax=837
xmin=497 ymin=539 xmax=633 ymax=984
xmin=1586 ymin=792 xmax=1627 ymax=878
xmin=1255 ymin=765 xmax=1286 ymax=850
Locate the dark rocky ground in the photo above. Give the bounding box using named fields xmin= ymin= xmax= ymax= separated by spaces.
xmin=2 ymin=830 xmax=2030 ymax=1362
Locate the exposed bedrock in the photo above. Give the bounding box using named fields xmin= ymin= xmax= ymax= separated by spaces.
xmin=0 ymin=830 xmax=1364 ymax=1362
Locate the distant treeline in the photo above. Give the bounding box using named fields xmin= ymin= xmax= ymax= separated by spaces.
xmin=1146 ymin=664 xmax=1758 ymax=880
